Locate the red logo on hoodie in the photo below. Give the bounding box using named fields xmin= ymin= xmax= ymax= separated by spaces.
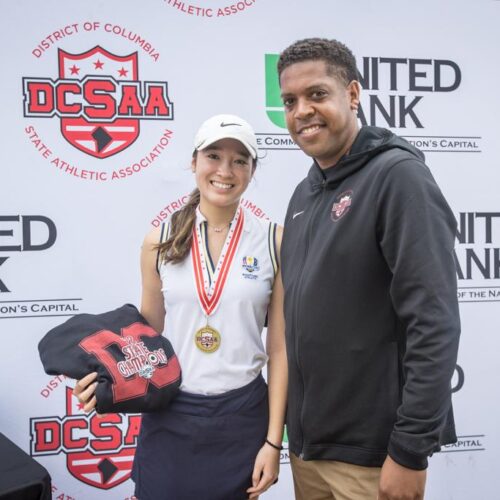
xmin=331 ymin=190 xmax=353 ymax=221
xmin=79 ymin=322 xmax=181 ymax=403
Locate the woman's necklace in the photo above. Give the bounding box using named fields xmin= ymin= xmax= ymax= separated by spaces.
xmin=207 ymin=223 xmax=230 ymax=233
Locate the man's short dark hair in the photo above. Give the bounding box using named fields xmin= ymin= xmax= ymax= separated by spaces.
xmin=277 ymin=38 xmax=358 ymax=86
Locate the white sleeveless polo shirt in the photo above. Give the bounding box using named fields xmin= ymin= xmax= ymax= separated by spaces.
xmin=158 ymin=207 xmax=278 ymax=395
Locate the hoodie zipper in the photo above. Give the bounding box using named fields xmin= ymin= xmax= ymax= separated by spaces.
xmin=292 ymin=179 xmax=327 ymax=459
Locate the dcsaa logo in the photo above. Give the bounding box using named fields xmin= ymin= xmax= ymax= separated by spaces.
xmin=22 ymin=46 xmax=173 ymax=159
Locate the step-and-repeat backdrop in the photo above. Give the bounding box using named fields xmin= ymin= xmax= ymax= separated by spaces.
xmin=1 ymin=0 xmax=498 ymax=498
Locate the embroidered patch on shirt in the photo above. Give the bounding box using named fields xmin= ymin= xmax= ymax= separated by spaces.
xmin=242 ymin=256 xmax=260 ymax=280
xmin=331 ymin=190 xmax=353 ymax=221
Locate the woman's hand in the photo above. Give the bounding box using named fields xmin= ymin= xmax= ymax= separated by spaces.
xmin=246 ymin=442 xmax=280 ymax=499
xmin=73 ymin=371 xmax=98 ymax=413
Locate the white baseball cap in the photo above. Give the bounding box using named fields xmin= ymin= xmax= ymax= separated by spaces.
xmin=193 ymin=114 xmax=258 ymax=159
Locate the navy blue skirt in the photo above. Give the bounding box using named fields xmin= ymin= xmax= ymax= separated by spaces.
xmin=132 ymin=374 xmax=268 ymax=500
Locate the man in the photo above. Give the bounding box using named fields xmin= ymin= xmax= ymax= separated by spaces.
xmin=278 ymin=38 xmax=460 ymax=500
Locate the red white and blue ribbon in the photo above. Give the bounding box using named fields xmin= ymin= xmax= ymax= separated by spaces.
xmin=191 ymin=207 xmax=244 ymax=317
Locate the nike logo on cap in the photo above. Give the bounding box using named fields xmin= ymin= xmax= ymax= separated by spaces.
xmin=220 ymin=122 xmax=242 ymax=127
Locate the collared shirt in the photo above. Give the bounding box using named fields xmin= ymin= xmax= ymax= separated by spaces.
xmin=158 ymin=206 xmax=278 ymax=394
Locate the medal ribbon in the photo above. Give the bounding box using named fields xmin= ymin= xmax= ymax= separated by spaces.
xmin=191 ymin=207 xmax=244 ymax=317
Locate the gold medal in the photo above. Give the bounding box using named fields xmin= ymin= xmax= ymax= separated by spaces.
xmin=190 ymin=207 xmax=244 ymax=355
xmin=194 ymin=324 xmax=221 ymax=353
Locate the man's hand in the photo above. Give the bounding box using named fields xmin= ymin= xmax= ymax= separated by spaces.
xmin=378 ymin=455 xmax=426 ymax=500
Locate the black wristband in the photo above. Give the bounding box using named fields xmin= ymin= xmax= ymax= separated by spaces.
xmin=265 ymin=438 xmax=283 ymax=451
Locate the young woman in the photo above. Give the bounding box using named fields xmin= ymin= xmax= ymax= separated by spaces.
xmin=74 ymin=114 xmax=287 ymax=500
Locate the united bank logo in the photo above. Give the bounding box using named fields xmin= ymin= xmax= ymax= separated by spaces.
xmin=30 ymin=386 xmax=141 ymax=489
xmin=262 ymin=52 xmax=481 ymax=154
xmin=454 ymin=212 xmax=500 ymax=303
xmin=0 ymin=215 xmax=56 ymax=295
xmin=23 ymin=46 xmax=173 ymax=159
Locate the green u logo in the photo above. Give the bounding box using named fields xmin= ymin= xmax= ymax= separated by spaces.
xmin=265 ymin=54 xmax=286 ymax=129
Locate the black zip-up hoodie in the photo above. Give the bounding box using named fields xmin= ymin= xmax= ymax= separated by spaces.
xmin=281 ymin=126 xmax=460 ymax=470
